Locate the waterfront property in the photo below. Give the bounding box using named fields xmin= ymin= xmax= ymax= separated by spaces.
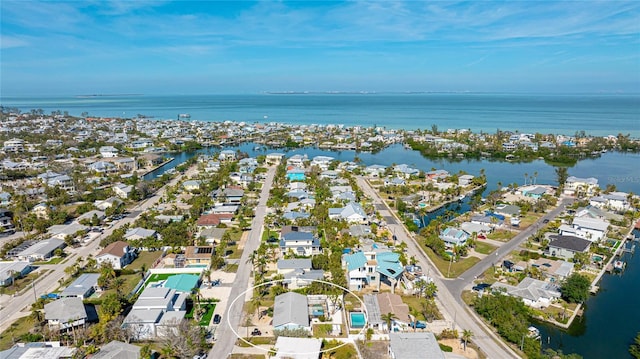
xmin=548 ymin=235 xmax=592 ymax=260
xmin=491 ymin=277 xmax=562 ymax=308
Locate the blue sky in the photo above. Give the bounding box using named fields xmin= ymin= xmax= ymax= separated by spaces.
xmin=1 ymin=1 xmax=639 ymax=95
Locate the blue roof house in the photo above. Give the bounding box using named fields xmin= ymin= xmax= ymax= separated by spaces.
xmin=439 ymin=227 xmax=470 ymax=248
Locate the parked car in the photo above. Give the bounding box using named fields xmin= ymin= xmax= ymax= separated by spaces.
xmin=251 ymin=328 xmax=262 ymax=336
xmin=213 ymin=314 xmax=221 ymax=324
xmin=410 ymin=321 xmax=427 ymax=329
xmin=472 ymin=283 xmax=491 ymax=292
xmin=543 ymin=218 xmax=550 ymax=223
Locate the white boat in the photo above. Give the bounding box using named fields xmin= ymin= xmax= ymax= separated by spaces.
xmin=178 ymin=113 xmax=191 ymax=119
xmin=527 ymin=326 xmax=541 ymax=340
xmin=613 ymin=260 xmax=625 ymax=271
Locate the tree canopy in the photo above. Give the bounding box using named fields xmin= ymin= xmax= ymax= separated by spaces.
xmin=561 ymin=273 xmax=590 ymax=303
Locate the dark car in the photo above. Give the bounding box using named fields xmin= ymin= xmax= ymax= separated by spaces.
xmin=213 ymin=314 xmax=221 ymax=324
xmin=543 ymin=219 xmax=550 ymax=223
xmin=251 ymin=328 xmax=262 ymax=336
xmin=472 ymin=283 xmax=491 ymax=292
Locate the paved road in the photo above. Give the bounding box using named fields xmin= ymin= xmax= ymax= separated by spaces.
xmin=444 ymin=197 xmax=574 ymax=299
xmin=209 ymin=166 xmax=276 ymax=359
xmin=0 ymin=166 xmax=195 ymax=332
xmin=356 ymin=176 xmax=520 ymax=359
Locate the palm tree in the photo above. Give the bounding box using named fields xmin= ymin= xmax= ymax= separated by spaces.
xmin=425 ymin=282 xmax=438 ymax=299
xmin=462 ymin=329 xmax=473 ymax=351
xmin=381 ymin=312 xmax=397 ymax=333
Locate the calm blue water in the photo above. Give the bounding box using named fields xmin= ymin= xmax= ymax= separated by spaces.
xmin=2 ymin=93 xmax=639 ymax=136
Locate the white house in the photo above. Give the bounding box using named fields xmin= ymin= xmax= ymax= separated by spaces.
xmin=96 ymin=241 xmax=136 ymax=270
xmin=491 ymin=277 xmax=561 ymax=308
xmin=439 ymin=227 xmax=469 ymax=248
xmin=559 ymin=217 xmax=609 ymax=242
xmin=99 ymin=146 xmax=119 ymax=158
xmin=328 ymin=202 xmax=367 ymax=223
xmin=564 ymin=176 xmax=599 ymax=196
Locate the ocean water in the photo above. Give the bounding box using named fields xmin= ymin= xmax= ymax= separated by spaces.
xmin=2 ymin=93 xmax=639 ymax=137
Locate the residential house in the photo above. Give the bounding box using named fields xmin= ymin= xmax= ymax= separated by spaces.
xmin=439 ymin=227 xmax=469 ymax=248
xmin=265 ymin=152 xmax=286 ymax=165
xmin=88 ymin=161 xmax=117 ymax=174
xmin=276 ymin=259 xmax=324 ymax=289
xmin=364 ymin=164 xmax=386 ymax=177
xmin=522 ymin=186 xmax=548 ymax=199
xmin=564 ymin=176 xmax=599 ymax=196
xmin=0 ymin=208 xmax=15 ymax=234
xmin=0 ymin=342 xmax=76 ymax=359
xmin=384 ymin=177 xmax=406 ymax=186
xmin=310 ymin=155 xmax=334 ymax=170
xmin=114 ymin=157 xmax=135 ymax=172
xmin=393 ymin=164 xmax=420 ymax=178
xmin=75 ymin=210 xmax=106 ymax=224
xmin=96 ymin=241 xmax=136 ymax=270
xmin=218 ymin=150 xmax=236 ymax=162
xmin=199 ymin=227 xmax=227 ymax=245
xmin=286 ymin=154 xmax=307 ymax=168
xmin=548 ymin=235 xmax=592 ymax=260
xmin=212 ymin=187 xmax=244 ymax=205
xmin=45 ymin=297 xmax=88 ymax=331
xmin=0 ymin=261 xmax=32 ymax=286
xmin=0 ymin=192 xmax=11 ymax=206
xmin=92 ymin=341 xmax=141 ymax=359
xmin=122 ymin=287 xmax=187 ymax=340
xmin=272 ymin=292 xmax=311 ymax=333
xmin=425 ymin=169 xmax=449 ymax=181
xmin=589 ymin=192 xmax=630 ymax=211
xmin=3 ymin=138 xmax=25 ymax=152
xmin=343 ymin=242 xmax=403 ymax=292
xmin=113 ymin=183 xmax=133 ymax=199
xmin=559 ymin=217 xmax=609 ymax=242
xmin=491 ymin=277 xmax=561 ymax=308
xmin=60 ymin=273 xmax=100 ymax=298
xmin=184 ymin=246 xmax=213 ymax=266
xmin=328 ymin=202 xmax=367 ymax=223
xmin=458 ymin=174 xmax=475 ymax=186
xmin=388 ymin=332 xmax=445 ymax=359
xmin=182 ymin=180 xmax=202 ymax=192
xmin=124 ymin=227 xmax=158 ymax=241
xmin=377 ymin=292 xmax=411 ymax=328
xmin=17 ymin=238 xmax=65 ymax=262
xmin=280 ymin=228 xmax=321 ymax=257
xmin=48 ymin=223 xmax=88 ymax=241
xmin=32 ymin=203 xmax=52 ymax=220
xmin=274 ymin=337 xmax=322 ymax=359
xmin=197 ymin=213 xmax=234 ymax=228
xmin=494 ymin=204 xmax=521 ymax=218
xmin=95 ymin=197 xmax=123 ymax=211
xmin=99 ymin=146 xmax=119 ymax=158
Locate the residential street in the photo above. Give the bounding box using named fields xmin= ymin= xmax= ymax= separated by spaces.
xmin=208 ymin=166 xmax=276 ymax=359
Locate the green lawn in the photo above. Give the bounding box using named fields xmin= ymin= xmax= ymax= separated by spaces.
xmin=128 ymin=251 xmax=162 ymax=271
xmin=487 ymin=229 xmax=515 ymax=242
xmin=147 ymin=273 xmax=173 ymax=283
xmin=474 ymin=241 xmax=497 ymax=255
xmin=420 ymin=244 xmax=481 ymax=278
xmin=400 ymin=295 xmax=442 ymax=321
xmin=33 ymin=256 xmax=65 ymax=265
xmin=0 ymin=317 xmax=36 ymax=350
xmin=186 ymin=303 xmax=216 ymax=326
xmin=519 ymin=213 xmax=544 ymax=228
xmin=237 ymin=337 xmax=276 ymax=346
xmin=224 ymin=263 xmax=238 ymax=273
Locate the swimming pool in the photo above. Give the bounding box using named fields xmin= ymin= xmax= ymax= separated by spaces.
xmin=350 ymin=312 xmax=366 ymax=328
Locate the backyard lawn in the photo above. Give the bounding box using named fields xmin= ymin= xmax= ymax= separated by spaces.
xmin=128 ymin=251 xmax=163 ymax=271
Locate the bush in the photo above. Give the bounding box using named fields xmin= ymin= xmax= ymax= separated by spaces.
xmin=439 ymin=343 xmax=453 ymax=352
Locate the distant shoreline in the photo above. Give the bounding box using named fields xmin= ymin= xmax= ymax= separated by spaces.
xmin=75 ymin=94 xmax=144 ymax=98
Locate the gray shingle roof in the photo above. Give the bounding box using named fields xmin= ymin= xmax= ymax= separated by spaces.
xmin=273 ymin=292 xmax=309 ymax=328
